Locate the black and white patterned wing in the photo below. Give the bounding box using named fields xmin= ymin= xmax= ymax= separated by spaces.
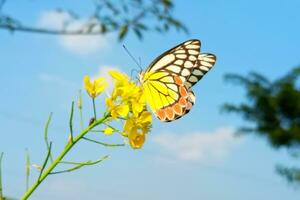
xmin=184 ymin=53 xmax=217 ymax=88
xmin=146 ymin=39 xmax=202 ymax=82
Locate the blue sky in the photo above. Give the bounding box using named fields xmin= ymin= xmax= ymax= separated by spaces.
xmin=0 ymin=0 xmax=300 ymax=199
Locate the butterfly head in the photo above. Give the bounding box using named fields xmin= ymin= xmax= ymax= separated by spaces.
xmin=138 ymin=71 xmax=146 ymax=84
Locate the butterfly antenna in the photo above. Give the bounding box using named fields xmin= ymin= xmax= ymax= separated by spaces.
xmin=123 ymin=44 xmax=143 ymax=71
xmin=130 ymin=68 xmax=139 ymax=80
xmin=138 ymin=57 xmax=143 ymax=72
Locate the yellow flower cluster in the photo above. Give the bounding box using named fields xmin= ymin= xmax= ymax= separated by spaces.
xmin=83 ymin=70 xmax=152 ymax=149
xmin=106 ymin=70 xmax=152 ymax=149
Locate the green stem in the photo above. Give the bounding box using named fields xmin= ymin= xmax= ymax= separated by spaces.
xmin=21 ymin=115 xmax=108 ymax=200
xmin=69 ymin=101 xmax=74 ymax=141
xmin=38 ymin=143 xmax=52 ymax=181
xmin=50 ymin=155 xmax=109 ymax=174
xmin=25 ymin=149 xmax=30 ymax=192
xmin=92 ymin=98 xmax=97 ymax=119
xmin=44 ymin=113 xmax=53 ymax=162
xmin=80 ymin=109 xmax=84 ymax=130
xmin=78 ymin=90 xmax=84 ymax=131
xmin=0 ymin=152 xmax=4 ymax=199
xmin=82 ymin=137 xmax=125 ymax=147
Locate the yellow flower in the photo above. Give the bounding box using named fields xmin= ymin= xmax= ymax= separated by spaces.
xmin=128 ymin=128 xmax=146 ymax=149
xmin=131 ymin=91 xmax=146 ymax=116
xmin=106 ymin=97 xmax=129 ymax=119
xmin=106 ymin=70 xmax=153 ymax=149
xmin=109 ymin=70 xmax=141 ymax=101
xmin=109 ymin=70 xmax=129 ymax=82
xmin=138 ymin=111 xmax=152 ymax=126
xmin=103 ymin=127 xmax=114 ymax=135
xmin=84 ymin=75 xmax=107 ymax=98
xmin=123 ymin=111 xmax=152 ymax=149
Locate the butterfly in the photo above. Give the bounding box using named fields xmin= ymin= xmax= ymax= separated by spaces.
xmin=139 ymin=39 xmax=216 ymax=122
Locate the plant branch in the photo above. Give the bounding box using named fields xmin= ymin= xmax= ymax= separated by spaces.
xmin=78 ymin=90 xmax=84 ymax=131
xmin=0 ymin=152 xmax=3 ymax=199
xmin=25 ymin=149 xmax=30 ymax=192
xmin=0 ymin=24 xmax=107 ymax=35
xmin=50 ymin=155 xmax=110 ymax=175
xmin=44 ymin=113 xmax=53 ymax=162
xmin=38 ymin=142 xmax=52 ymax=181
xmin=82 ymin=136 xmax=125 ymax=147
xmin=92 ymin=98 xmax=97 ymax=119
xmin=69 ymin=101 xmax=74 ymax=141
xmin=21 ymin=114 xmax=109 ymax=200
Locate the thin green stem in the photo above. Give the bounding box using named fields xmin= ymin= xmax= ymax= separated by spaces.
xmin=92 ymin=98 xmax=97 ymax=119
xmin=38 ymin=143 xmax=52 ymax=181
xmin=0 ymin=152 xmax=4 ymax=199
xmin=44 ymin=113 xmax=53 ymax=162
xmin=50 ymin=155 xmax=109 ymax=174
xmin=69 ymin=101 xmax=74 ymax=141
xmin=25 ymin=149 xmax=30 ymax=192
xmin=82 ymin=137 xmax=125 ymax=147
xmin=78 ymin=90 xmax=84 ymax=131
xmin=21 ymin=115 xmax=108 ymax=200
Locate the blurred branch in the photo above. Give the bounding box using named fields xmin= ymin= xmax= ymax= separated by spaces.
xmin=223 ymin=66 xmax=300 ymax=183
xmin=276 ymin=165 xmax=300 ymax=184
xmin=0 ymin=0 xmax=188 ymax=40
xmin=0 ymin=24 xmax=107 ymax=35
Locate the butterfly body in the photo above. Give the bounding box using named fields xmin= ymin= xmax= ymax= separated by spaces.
xmin=139 ymin=39 xmax=216 ymax=122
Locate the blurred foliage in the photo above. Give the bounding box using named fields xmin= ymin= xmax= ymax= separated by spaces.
xmin=0 ymin=0 xmax=187 ymax=40
xmin=223 ymin=66 xmax=300 ymax=184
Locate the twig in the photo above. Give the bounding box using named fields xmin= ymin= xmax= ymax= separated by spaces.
xmin=78 ymin=90 xmax=84 ymax=131
xmin=82 ymin=136 xmax=125 ymax=147
xmin=44 ymin=113 xmax=53 ymax=162
xmin=25 ymin=149 xmax=30 ymax=191
xmin=21 ymin=114 xmax=109 ymax=200
xmin=92 ymin=98 xmax=97 ymax=119
xmin=0 ymin=24 xmax=107 ymax=35
xmin=38 ymin=142 xmax=52 ymax=181
xmin=0 ymin=152 xmax=4 ymax=199
xmin=50 ymin=155 xmax=110 ymax=174
xmin=69 ymin=101 xmax=74 ymax=141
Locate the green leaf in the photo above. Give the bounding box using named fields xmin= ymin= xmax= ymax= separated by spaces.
xmin=276 ymin=165 xmax=300 ymax=184
xmin=100 ymin=24 xmax=107 ymax=33
xmin=118 ymin=24 xmax=128 ymax=40
xmin=135 ymin=23 xmax=148 ymax=30
xmin=161 ymin=0 xmax=173 ymax=8
xmin=133 ymin=27 xmax=143 ymax=40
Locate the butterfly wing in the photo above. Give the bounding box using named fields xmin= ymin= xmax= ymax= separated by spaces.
xmin=141 ymin=39 xmax=216 ymax=122
xmin=184 ymin=53 xmax=216 ymax=88
xmin=142 ymin=73 xmax=195 ymax=122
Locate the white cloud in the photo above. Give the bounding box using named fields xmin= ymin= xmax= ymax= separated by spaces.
xmin=38 ymin=11 xmax=73 ymax=29
xmin=37 ymin=11 xmax=108 ymax=55
xmin=39 ymin=73 xmax=77 ymax=89
xmin=152 ymin=127 xmax=241 ymax=163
